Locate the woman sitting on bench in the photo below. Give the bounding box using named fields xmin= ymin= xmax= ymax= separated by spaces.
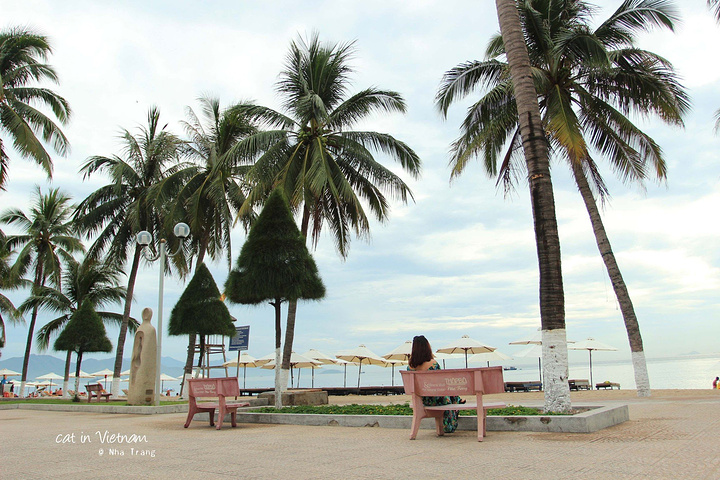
xmin=407 ymin=335 xmax=465 ymax=433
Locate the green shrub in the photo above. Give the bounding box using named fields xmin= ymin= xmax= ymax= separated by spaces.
xmin=250 ymin=403 xmax=551 ymax=416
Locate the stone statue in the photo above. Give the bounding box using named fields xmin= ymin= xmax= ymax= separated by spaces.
xmin=127 ymin=308 xmax=157 ymax=405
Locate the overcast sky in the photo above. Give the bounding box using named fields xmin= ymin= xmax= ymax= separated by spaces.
xmin=1 ymin=1 xmax=718 ymax=369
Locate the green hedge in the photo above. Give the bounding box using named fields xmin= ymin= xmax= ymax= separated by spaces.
xmin=250 ymin=403 xmax=551 ymax=416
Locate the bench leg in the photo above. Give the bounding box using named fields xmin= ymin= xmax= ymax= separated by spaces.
xmin=184 ymin=412 xmax=194 ymax=428
xmin=230 ymin=409 xmax=238 ymax=428
xmin=434 ymin=414 xmax=444 ymax=437
xmin=207 ymin=408 xmax=216 ymax=427
xmin=409 ymin=413 xmax=422 ymax=440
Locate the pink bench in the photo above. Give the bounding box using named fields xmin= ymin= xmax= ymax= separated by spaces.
xmin=400 ymin=366 xmax=506 ymax=441
xmin=184 ymin=377 xmax=250 ymax=430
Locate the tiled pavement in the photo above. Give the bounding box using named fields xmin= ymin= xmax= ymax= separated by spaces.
xmin=2 ymin=392 xmax=718 ymax=479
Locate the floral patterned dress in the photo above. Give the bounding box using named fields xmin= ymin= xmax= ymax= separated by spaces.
xmin=408 ymin=362 xmax=461 ymax=433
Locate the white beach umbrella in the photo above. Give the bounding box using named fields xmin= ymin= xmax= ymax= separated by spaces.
xmin=120 ymin=369 xmax=131 ymax=376
xmin=334 ymin=358 xmax=355 ymax=388
xmin=159 ymin=373 xmax=176 ymax=391
xmin=433 ymin=352 xmax=453 ymax=369
xmin=223 ymin=352 xmax=259 ymax=389
xmin=437 ymin=335 xmax=496 ymax=368
xmin=69 ymin=370 xmax=94 ymax=378
xmin=261 ymin=352 xmax=322 ymax=388
xmin=378 ymin=358 xmax=408 ymax=386
xmin=37 ymin=372 xmax=64 ymax=381
xmin=0 ymin=368 xmax=21 ymax=376
xmin=469 ymin=349 xmax=514 ymax=367
xmin=91 ymin=369 xmax=115 ymax=390
xmin=301 ymin=350 xmax=339 ymax=388
xmin=509 ymin=329 xmax=575 ymax=384
xmin=569 ymin=338 xmax=618 ymax=385
xmin=336 ymin=345 xmax=387 ymax=390
xmin=254 ymin=353 xmax=275 ymax=366
xmin=382 ymin=340 xmax=412 ymax=362
xmin=511 ymin=343 xmax=543 ymax=383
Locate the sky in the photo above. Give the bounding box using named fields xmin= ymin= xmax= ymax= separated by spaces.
xmin=1 ymin=0 xmax=719 ymax=372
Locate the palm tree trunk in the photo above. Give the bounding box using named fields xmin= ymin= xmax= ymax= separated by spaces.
xmin=571 ymin=162 xmax=651 ymax=396
xmin=181 ymin=241 xmax=209 ymax=395
xmin=272 ymin=298 xmax=283 ymax=409
xmin=495 ymin=0 xmax=570 ymax=412
xmin=280 ymin=207 xmax=311 ymax=391
xmin=62 ymin=350 xmax=71 ymax=399
xmin=111 ymin=246 xmax=141 ymax=397
xmin=20 ymin=264 xmax=44 ymax=397
xmin=74 ymin=351 xmax=83 ymax=398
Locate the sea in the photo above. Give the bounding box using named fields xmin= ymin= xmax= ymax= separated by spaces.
xmin=221 ymin=354 xmax=720 ymax=391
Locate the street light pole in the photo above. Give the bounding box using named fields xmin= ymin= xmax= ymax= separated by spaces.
xmin=136 ymin=223 xmax=189 ymax=406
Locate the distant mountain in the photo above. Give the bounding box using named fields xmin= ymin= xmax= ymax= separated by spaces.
xmin=0 ymin=354 xmax=185 ymax=382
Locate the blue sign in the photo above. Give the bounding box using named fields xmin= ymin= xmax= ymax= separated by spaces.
xmin=229 ymin=325 xmax=250 ymax=351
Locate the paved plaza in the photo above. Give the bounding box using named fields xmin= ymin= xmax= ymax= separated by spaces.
xmin=2 ymin=390 xmax=719 ymax=479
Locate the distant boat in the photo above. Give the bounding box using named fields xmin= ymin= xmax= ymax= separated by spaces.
xmin=503 ymin=366 xmax=518 ymax=371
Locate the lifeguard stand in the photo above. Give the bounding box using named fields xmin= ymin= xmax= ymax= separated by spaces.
xmin=193 ymin=335 xmax=230 ymax=378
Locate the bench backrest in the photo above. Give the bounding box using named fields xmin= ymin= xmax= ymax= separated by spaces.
xmin=400 ymin=367 xmax=504 ymax=397
xmin=86 ymin=384 xmax=102 ymax=392
xmin=187 ymin=377 xmax=240 ymax=398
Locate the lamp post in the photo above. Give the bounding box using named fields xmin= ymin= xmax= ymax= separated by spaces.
xmin=136 ymin=222 xmax=190 ymax=406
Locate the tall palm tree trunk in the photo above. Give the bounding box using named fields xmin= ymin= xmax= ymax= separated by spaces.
xmin=180 ymin=242 xmax=208 ymax=397
xmin=280 ymin=207 xmax=311 ymax=392
xmin=571 ymin=162 xmax=650 ymax=396
xmin=111 ymin=247 xmax=142 ymax=397
xmin=62 ymin=350 xmax=71 ymax=399
xmin=272 ymin=297 xmax=283 ymax=409
xmin=20 ymin=265 xmax=44 ymax=397
xmin=74 ymin=351 xmax=83 ymax=397
xmin=495 ymin=0 xmax=570 ymax=412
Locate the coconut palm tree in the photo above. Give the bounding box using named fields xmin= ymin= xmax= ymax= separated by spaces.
xmin=0 ymin=230 xmax=25 ymax=350
xmin=438 ymin=0 xmax=689 ymax=399
xmin=486 ymin=0 xmax=570 ymax=412
xmin=232 ymin=33 xmax=420 ymax=386
xmin=0 ymin=27 xmax=71 ymax=190
xmin=157 ymin=97 xmax=256 ymax=380
xmin=709 ymin=0 xmax=720 ymax=21
xmin=74 ymin=107 xmax=184 ymax=397
xmin=21 ymin=256 xmax=130 ymax=397
xmin=1 ymin=187 xmax=83 ymax=396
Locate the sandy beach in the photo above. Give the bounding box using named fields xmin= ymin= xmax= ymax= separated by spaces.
xmin=2 ymin=389 xmax=719 ymax=479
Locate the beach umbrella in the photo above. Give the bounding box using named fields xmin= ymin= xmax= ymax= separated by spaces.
xmin=569 ymin=338 xmax=617 ymax=386
xmin=379 ymin=358 xmax=408 ymax=386
xmin=334 ymin=359 xmax=355 ymax=388
xmin=383 ymin=340 xmax=412 ymax=362
xmin=469 ymin=349 xmax=514 ymax=367
xmin=336 ymin=345 xmax=387 ymax=391
xmin=223 ymin=352 xmax=259 ymax=389
xmin=437 ymin=335 xmax=495 ymax=368
xmin=261 ymin=352 xmax=322 ymax=388
xmin=91 ymin=369 xmax=114 ymax=390
xmin=301 ymin=350 xmax=339 ymax=388
xmin=433 ymin=352 xmax=452 ymax=369
xmin=254 ymin=353 xmax=275 ymax=366
xmin=509 ymin=328 xmax=575 ymax=384
xmin=37 ymin=373 xmax=64 ymax=393
xmin=120 ymin=369 xmax=131 ymax=376
xmin=159 ymin=373 xmax=176 ymax=391
xmin=0 ymin=368 xmax=21 ymax=376
xmin=69 ymin=370 xmax=94 ymax=379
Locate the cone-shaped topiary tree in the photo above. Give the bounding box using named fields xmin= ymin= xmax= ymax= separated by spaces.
xmin=225 ymin=188 xmax=325 ymax=407
xmin=169 ymin=262 xmax=235 ymax=374
xmin=54 ymin=299 xmax=113 ymax=397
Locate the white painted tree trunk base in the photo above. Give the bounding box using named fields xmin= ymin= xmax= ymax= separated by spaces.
xmin=542 ymin=329 xmax=572 ymax=413
xmin=274 ymin=348 xmax=282 ymax=409
xmin=19 ymin=381 xmax=26 ymax=398
xmin=632 ymin=350 xmax=651 ymax=397
xmin=111 ymin=377 xmax=121 ymax=398
xmin=62 ymin=380 xmax=70 ymax=399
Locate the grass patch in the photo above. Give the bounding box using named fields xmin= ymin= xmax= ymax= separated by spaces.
xmin=250 ymin=403 xmax=558 ymax=416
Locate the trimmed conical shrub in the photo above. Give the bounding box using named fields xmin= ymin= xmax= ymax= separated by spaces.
xmin=225 ymin=188 xmax=325 ymax=304
xmin=168 ymin=263 xmax=235 ymax=337
xmin=54 ymin=299 xmax=113 ymax=354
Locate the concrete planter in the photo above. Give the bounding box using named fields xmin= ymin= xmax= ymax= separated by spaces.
xmin=236 ymin=404 xmax=629 ymax=433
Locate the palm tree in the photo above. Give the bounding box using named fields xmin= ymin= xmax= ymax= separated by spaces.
xmin=0 ymin=230 xmax=25 ymax=350
xmin=21 ymin=256 xmax=130 ymax=398
xmin=74 ymin=107 xmax=183 ymax=397
xmin=438 ymin=0 xmax=690 ymax=398
xmin=709 ymin=0 xmax=720 ymax=21
xmin=1 ymin=187 xmax=83 ymax=397
xmin=0 ymin=27 xmax=71 ymax=190
xmin=232 ymin=33 xmax=421 ymax=386
xmin=157 ymin=97 xmax=256 ymax=381
xmin=487 ymin=0 xmax=570 ymax=412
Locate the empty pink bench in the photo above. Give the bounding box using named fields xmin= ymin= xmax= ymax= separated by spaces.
xmin=400 ymin=367 xmax=506 ymax=441
xmin=184 ymin=377 xmax=250 ymax=430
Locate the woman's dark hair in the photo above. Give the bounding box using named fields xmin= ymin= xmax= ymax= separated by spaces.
xmin=409 ymin=335 xmax=434 ymax=369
